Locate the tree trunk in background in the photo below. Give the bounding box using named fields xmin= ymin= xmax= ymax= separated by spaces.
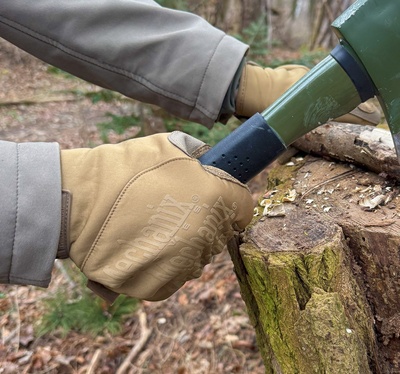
xmin=310 ymin=0 xmax=354 ymax=49
xmin=228 ymin=124 xmax=400 ymax=373
xmin=241 ymin=0 xmax=265 ymax=30
xmin=189 ymin=0 xmax=356 ymax=50
xmin=190 ymin=0 xmax=265 ymax=35
xmin=269 ymin=0 xmax=356 ymax=49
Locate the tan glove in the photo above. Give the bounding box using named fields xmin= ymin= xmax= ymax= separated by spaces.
xmin=59 ymin=132 xmax=254 ymax=302
xmin=235 ymin=62 xmax=380 ymax=125
xmin=236 ymin=62 xmax=310 ymax=118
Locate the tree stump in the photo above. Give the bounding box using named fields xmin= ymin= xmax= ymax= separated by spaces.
xmin=229 ymin=124 xmax=400 ymax=373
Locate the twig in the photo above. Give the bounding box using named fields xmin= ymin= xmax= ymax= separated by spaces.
xmin=133 ymin=349 xmax=153 ymax=372
xmin=265 ymin=0 xmax=273 ymax=50
xmin=54 ymin=260 xmax=77 ymax=289
xmin=300 ymin=170 xmax=357 ymax=200
xmin=11 ymin=292 xmax=21 ymax=350
xmin=0 ymin=96 xmax=79 ymax=106
xmin=87 ymin=349 xmax=102 ymax=374
xmin=116 ymin=310 xmax=153 ymax=374
xmin=2 ymin=326 xmax=19 ymax=344
xmin=364 ymin=220 xmax=396 ymax=228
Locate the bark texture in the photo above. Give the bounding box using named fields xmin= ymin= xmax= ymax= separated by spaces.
xmin=229 ymin=124 xmax=400 ymax=373
xmin=294 ymin=123 xmax=400 ymax=181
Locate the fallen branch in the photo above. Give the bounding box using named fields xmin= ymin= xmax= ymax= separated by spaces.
xmin=0 ymin=95 xmax=80 ymax=106
xmin=54 ymin=260 xmax=77 ymax=289
xmin=12 ymin=293 xmax=20 ymax=349
xmin=116 ymin=310 xmax=152 ymax=374
xmin=86 ymin=349 xmax=102 ymax=374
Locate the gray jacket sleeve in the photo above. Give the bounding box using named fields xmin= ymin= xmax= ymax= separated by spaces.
xmin=0 ymin=141 xmax=61 ymax=287
xmin=0 ymin=0 xmax=248 ymax=128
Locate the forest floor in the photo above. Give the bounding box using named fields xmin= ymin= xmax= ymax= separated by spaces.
xmin=0 ymin=39 xmax=288 ymax=373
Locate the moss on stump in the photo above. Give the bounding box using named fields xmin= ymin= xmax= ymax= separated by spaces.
xmin=228 ymin=157 xmax=387 ymax=373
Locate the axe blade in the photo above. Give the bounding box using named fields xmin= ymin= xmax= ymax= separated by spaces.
xmin=332 ymin=0 xmax=400 ymax=161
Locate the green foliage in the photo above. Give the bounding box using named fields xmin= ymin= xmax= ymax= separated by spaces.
xmin=37 ymin=290 xmax=139 ymax=337
xmin=154 ymin=0 xmax=188 ymax=11
xmin=235 ymin=16 xmax=270 ymax=63
xmin=97 ymin=113 xmax=142 ymax=143
xmin=61 ymin=88 xmax=121 ymax=104
xmin=165 ymin=117 xmax=240 ymax=147
xmin=182 ymin=121 xmax=239 ymax=146
xmin=47 ymin=66 xmax=75 ymax=79
xmin=83 ymin=89 xmax=121 ymax=104
xmin=94 ymin=105 xmax=241 ymax=146
xmin=268 ymin=48 xmax=328 ymax=69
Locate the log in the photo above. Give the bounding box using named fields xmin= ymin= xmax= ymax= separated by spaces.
xmin=293 ymin=122 xmax=400 ymax=181
xmin=229 ymin=124 xmax=400 ymax=373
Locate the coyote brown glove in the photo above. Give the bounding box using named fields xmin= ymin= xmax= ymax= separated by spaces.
xmin=59 ymin=132 xmax=253 ymax=302
xmin=235 ymin=63 xmax=309 ymax=118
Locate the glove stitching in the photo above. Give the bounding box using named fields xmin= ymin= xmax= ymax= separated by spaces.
xmin=57 ymin=190 xmax=72 ymax=259
xmin=192 ymin=144 xmax=211 ymax=159
xmin=4 ymin=275 xmax=51 ymax=284
xmin=236 ymin=65 xmax=247 ymax=115
xmin=203 ymin=165 xmax=250 ymax=190
xmin=190 ymin=34 xmax=225 ymax=119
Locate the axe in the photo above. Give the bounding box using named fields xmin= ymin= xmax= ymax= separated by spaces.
xmin=199 ymin=0 xmax=399 ymax=183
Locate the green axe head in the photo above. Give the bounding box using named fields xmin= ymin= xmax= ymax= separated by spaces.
xmin=332 ymin=0 xmax=400 ymax=155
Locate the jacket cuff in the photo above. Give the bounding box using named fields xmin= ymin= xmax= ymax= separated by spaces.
xmin=0 ymin=141 xmax=61 ymax=287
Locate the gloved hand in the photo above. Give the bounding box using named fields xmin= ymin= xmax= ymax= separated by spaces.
xmin=58 ymin=132 xmax=254 ymax=302
xmin=235 ymin=62 xmax=380 ymax=125
xmin=235 ymin=62 xmax=309 ymax=118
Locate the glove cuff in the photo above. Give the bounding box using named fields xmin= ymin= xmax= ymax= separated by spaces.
xmin=57 ymin=190 xmax=119 ymax=303
xmin=87 ymin=280 xmax=119 ymax=304
xmin=57 ymin=190 xmax=72 ymax=259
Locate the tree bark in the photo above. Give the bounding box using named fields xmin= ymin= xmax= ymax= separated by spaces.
xmin=293 ymin=122 xmax=400 ymax=181
xmin=229 ymin=124 xmax=400 ymax=373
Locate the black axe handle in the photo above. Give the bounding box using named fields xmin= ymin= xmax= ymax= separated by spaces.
xmin=198 ymin=113 xmax=286 ymax=183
